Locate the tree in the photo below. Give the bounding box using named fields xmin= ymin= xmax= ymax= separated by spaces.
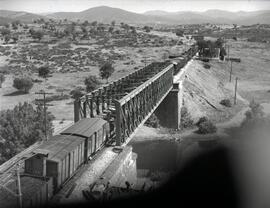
xmin=143 ymin=26 xmax=151 ymax=33
xmin=0 ymin=73 xmax=5 ymax=88
xmin=13 ymin=77 xmax=33 ymax=93
xmin=130 ymin=26 xmax=136 ymax=34
xmin=91 ymin=21 xmax=97 ymax=27
xmin=0 ymin=28 xmax=11 ymax=37
xmin=99 ymin=62 xmax=115 ymax=83
xmin=0 ymin=102 xmax=54 ymax=164
xmin=111 ymin=20 xmax=116 ymax=26
xmin=70 ymin=87 xmax=84 ymax=100
xmin=38 ymin=66 xmax=50 ymax=79
xmin=84 ymin=75 xmax=100 ymax=92
xmin=29 ymin=29 xmax=44 ymax=41
xmin=4 ymin=35 xmax=10 ymax=44
xmin=215 ymin=38 xmax=224 ymax=48
xmin=175 ymin=29 xmax=184 ymax=37
xmin=108 ymin=26 xmax=114 ymax=33
xmin=12 ymin=23 xmax=18 ymax=31
xmin=82 ymin=20 xmax=89 ymax=26
xmin=12 ymin=34 xmax=19 ymax=43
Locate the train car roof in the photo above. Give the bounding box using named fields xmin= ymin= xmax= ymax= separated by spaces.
xmin=60 ymin=118 xmax=107 ymax=138
xmin=32 ymin=135 xmax=85 ymax=162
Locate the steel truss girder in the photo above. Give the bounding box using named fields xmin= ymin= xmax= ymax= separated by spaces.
xmin=114 ymin=64 xmax=174 ymax=145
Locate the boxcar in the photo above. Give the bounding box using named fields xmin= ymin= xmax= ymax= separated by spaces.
xmin=61 ymin=118 xmax=110 ymax=161
xmin=25 ymin=135 xmax=85 ymax=192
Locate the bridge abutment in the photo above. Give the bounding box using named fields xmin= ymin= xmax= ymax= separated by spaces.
xmin=155 ymin=81 xmax=183 ymax=129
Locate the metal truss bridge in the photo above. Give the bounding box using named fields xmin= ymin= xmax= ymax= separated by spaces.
xmin=74 ymin=44 xmax=198 ymax=146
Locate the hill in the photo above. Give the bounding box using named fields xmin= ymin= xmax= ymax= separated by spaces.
xmin=144 ymin=9 xmax=270 ymax=25
xmin=0 ymin=10 xmax=46 ymax=23
xmin=47 ymin=6 xmax=172 ymax=24
xmin=1 ymin=7 xmax=270 ymax=25
xmin=0 ymin=16 xmax=13 ymax=25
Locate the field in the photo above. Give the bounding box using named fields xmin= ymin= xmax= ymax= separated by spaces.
xmin=0 ymin=22 xmax=192 ymax=130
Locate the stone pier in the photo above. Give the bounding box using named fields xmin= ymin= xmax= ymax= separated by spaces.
xmin=155 ymin=81 xmax=183 ymax=129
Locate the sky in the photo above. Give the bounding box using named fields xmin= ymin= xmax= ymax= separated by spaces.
xmin=0 ymin=0 xmax=270 ymax=13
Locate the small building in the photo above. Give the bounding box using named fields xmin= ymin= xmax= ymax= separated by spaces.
xmin=0 ymin=175 xmax=53 ymax=208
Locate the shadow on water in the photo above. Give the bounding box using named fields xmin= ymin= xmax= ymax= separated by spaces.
xmin=129 ymin=140 xmax=179 ymax=172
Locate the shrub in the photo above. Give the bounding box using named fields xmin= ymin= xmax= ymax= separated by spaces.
xmin=84 ymin=75 xmax=100 ymax=92
xmin=180 ymin=106 xmax=194 ymax=129
xmin=32 ymin=78 xmax=43 ymax=83
xmin=220 ymin=99 xmax=232 ymax=107
xmin=29 ymin=29 xmax=44 ymax=41
xmin=241 ymin=100 xmax=264 ymax=128
xmin=99 ymin=62 xmax=115 ymax=83
xmin=175 ymin=29 xmax=184 ymax=37
xmin=13 ymin=77 xmax=33 ymax=93
xmin=203 ymin=64 xmax=211 ymax=69
xmin=38 ymin=66 xmax=50 ymax=79
xmin=196 ymin=117 xmax=217 ymax=134
xmin=0 ymin=28 xmax=10 ymax=37
xmin=143 ymin=26 xmax=151 ymax=33
xmin=70 ymin=87 xmax=85 ymax=100
xmin=145 ymin=114 xmax=160 ymax=128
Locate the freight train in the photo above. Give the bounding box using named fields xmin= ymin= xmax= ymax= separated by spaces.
xmin=0 ymin=117 xmax=112 ymax=208
xmin=25 ymin=118 xmax=110 ymax=192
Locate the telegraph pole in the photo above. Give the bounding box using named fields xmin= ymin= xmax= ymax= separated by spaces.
xmin=35 ymin=90 xmax=53 ymax=141
xmin=227 ymin=44 xmax=230 ymax=60
xmin=234 ymin=77 xmax=238 ymax=105
xmin=229 ymin=60 xmax=233 ymax=82
xmin=144 ymin=56 xmax=147 ymax=68
xmin=16 ymin=164 xmax=22 ymax=208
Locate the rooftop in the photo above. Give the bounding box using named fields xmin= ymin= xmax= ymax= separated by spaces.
xmin=33 ymin=135 xmax=85 ymax=162
xmin=61 ymin=118 xmax=107 ymax=138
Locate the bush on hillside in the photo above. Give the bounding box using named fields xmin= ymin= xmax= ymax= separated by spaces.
xmin=220 ymin=99 xmax=232 ymax=107
xmin=203 ymin=64 xmax=211 ymax=69
xmin=196 ymin=116 xmax=217 ymax=134
xmin=241 ymin=100 xmax=264 ymax=128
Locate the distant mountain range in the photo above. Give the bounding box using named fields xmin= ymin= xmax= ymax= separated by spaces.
xmin=0 ymin=6 xmax=270 ymax=25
